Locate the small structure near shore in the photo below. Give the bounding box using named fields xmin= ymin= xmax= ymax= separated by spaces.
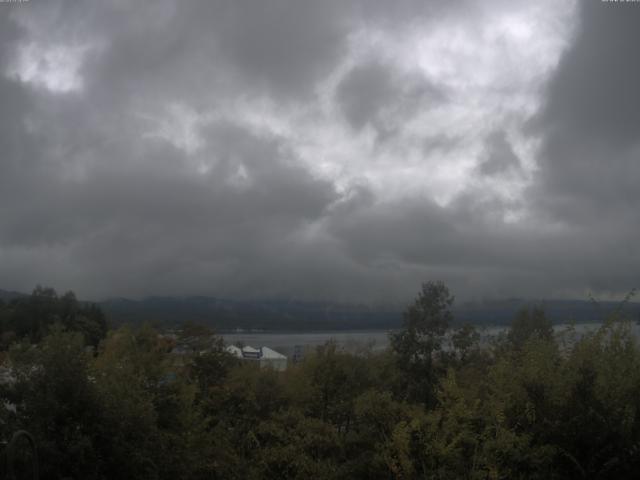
xmin=226 ymin=345 xmax=288 ymax=371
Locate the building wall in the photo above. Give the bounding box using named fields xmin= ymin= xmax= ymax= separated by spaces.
xmin=259 ymin=357 xmax=287 ymax=372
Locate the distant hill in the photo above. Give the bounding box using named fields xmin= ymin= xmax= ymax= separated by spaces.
xmin=100 ymin=296 xmax=402 ymax=331
xmin=99 ymin=295 xmax=640 ymax=332
xmin=4 ymin=287 xmax=638 ymax=331
xmin=0 ymin=289 xmax=27 ymax=301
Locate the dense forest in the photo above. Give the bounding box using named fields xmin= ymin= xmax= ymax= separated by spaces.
xmin=2 ymin=282 xmax=640 ymax=479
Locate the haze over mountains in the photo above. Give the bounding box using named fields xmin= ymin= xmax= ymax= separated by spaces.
xmin=95 ymin=296 xmax=640 ymax=331
xmin=4 ymin=288 xmax=638 ymax=332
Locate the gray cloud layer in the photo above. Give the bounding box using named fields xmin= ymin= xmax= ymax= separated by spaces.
xmin=0 ymin=0 xmax=637 ymax=302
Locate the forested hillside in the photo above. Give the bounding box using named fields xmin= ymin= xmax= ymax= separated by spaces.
xmin=1 ymin=282 xmax=640 ymax=479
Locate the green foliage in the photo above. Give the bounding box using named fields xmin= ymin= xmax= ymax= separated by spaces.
xmin=251 ymin=409 xmax=341 ymax=480
xmin=0 ymin=286 xmax=107 ymax=349
xmin=299 ymin=341 xmax=372 ymax=426
xmin=390 ymin=280 xmax=454 ymax=407
xmin=190 ymin=337 xmax=239 ymax=396
xmin=4 ymin=327 xmax=101 ymax=479
xmin=3 ymin=282 xmax=640 ymax=479
xmin=507 ymin=306 xmax=553 ymax=350
xmin=451 ymin=323 xmax=481 ymax=362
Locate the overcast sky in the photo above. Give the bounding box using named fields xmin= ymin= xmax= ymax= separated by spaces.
xmin=0 ymin=0 xmax=638 ymax=303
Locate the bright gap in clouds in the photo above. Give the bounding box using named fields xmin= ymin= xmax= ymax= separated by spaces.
xmin=137 ymin=1 xmax=578 ymax=219
xmin=386 ymin=0 xmax=577 ymax=208
xmin=7 ymin=42 xmax=88 ymax=94
xmin=320 ymin=2 xmax=575 ymax=212
xmin=127 ymin=0 xmax=577 ymax=218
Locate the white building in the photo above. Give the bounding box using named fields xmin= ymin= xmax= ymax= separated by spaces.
xmin=259 ymin=347 xmax=288 ymax=371
xmin=226 ymin=345 xmax=288 ymax=371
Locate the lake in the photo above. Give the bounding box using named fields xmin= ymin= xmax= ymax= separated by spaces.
xmin=222 ymin=322 xmax=640 ymax=358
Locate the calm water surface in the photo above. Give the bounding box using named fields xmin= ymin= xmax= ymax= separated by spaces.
xmin=222 ymin=322 xmax=639 ymax=357
xmin=222 ymin=330 xmax=391 ymax=357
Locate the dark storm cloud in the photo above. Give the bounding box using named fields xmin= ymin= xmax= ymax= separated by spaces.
xmin=337 ymin=62 xmax=396 ymax=131
xmin=422 ymin=135 xmax=463 ymax=156
xmin=0 ymin=113 xmax=339 ymax=296
xmin=0 ymin=12 xmax=33 ymax=176
xmin=527 ymin=0 xmax=640 ymax=294
xmin=326 ymin=177 xmax=640 ymax=300
xmin=336 ymin=60 xmax=444 ymax=134
xmin=207 ymin=0 xmax=350 ymax=98
xmin=534 ymin=1 xmax=640 ymax=219
xmin=0 ymin=0 xmax=472 ymax=300
xmin=37 ymin=0 xmax=463 ymax=104
xmin=80 ymin=0 xmax=348 ymax=102
xmin=325 ymin=188 xmax=592 ymax=299
xmin=476 ymin=131 xmax=522 ymax=177
xmin=0 ymin=0 xmax=636 ymax=302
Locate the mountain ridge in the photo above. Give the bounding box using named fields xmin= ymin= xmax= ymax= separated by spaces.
xmin=3 ymin=289 xmax=639 ymax=332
